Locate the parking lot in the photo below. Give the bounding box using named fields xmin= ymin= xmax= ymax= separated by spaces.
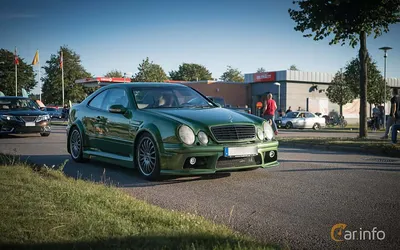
xmin=1 ymin=126 xmax=399 ymax=249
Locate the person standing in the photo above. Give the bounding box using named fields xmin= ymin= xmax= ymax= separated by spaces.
xmin=263 ymin=93 xmax=278 ymax=135
xmin=390 ymin=90 xmax=400 ymax=143
xmin=286 ymin=106 xmax=292 ymax=113
xmin=372 ymin=104 xmax=381 ymax=131
xmin=382 ymin=89 xmax=400 ymax=139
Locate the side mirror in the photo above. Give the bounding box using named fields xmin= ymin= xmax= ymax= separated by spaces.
xmin=109 ymin=104 xmax=127 ymax=114
xmin=40 ymin=107 xmax=45 ymax=111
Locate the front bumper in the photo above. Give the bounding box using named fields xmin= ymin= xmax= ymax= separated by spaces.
xmin=159 ymin=140 xmax=279 ymax=175
xmin=0 ymin=120 xmax=51 ymax=134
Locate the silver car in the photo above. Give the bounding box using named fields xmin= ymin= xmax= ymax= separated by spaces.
xmin=277 ymin=111 xmax=326 ymax=130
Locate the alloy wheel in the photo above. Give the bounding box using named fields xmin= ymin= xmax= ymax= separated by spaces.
xmin=70 ymin=130 xmax=81 ymax=159
xmin=138 ymin=137 xmax=157 ymax=176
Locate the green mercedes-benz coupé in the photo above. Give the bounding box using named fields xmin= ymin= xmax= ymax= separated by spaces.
xmin=66 ymin=83 xmax=279 ymax=180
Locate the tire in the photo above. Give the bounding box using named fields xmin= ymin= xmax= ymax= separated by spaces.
xmin=135 ymin=132 xmax=161 ymax=181
xmin=313 ymin=123 xmax=321 ymax=130
xmin=285 ymin=122 xmax=293 ymax=129
xmin=40 ymin=132 xmax=50 ymax=137
xmin=69 ymin=127 xmax=87 ymax=163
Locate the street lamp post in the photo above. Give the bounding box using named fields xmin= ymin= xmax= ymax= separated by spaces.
xmin=274 ymin=82 xmax=281 ymax=111
xmin=379 ymin=46 xmax=392 ymax=130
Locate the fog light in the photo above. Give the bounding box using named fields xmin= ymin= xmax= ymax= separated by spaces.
xmin=269 ymin=151 xmax=275 ymax=158
xmin=189 ymin=157 xmax=196 ymax=165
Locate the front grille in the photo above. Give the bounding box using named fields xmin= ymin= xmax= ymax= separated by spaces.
xmin=210 ymin=125 xmax=256 ymax=141
xmin=19 ymin=116 xmax=37 ymax=122
xmin=216 ymin=155 xmax=260 ymax=169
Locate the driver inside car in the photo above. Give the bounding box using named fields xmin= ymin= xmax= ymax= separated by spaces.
xmin=159 ymin=92 xmax=175 ymax=107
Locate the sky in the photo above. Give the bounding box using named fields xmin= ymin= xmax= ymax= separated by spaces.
xmin=1 ymin=0 xmax=400 ymax=94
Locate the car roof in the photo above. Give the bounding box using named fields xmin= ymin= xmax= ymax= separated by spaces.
xmin=102 ymin=83 xmax=188 ymax=89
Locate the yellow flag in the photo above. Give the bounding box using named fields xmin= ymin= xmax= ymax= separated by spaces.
xmin=32 ymin=50 xmax=39 ymax=65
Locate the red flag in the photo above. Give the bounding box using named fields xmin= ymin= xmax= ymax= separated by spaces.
xmin=60 ymin=51 xmax=63 ymax=69
xmin=14 ymin=47 xmax=19 ymax=65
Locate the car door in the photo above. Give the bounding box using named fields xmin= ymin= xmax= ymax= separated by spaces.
xmin=296 ymin=112 xmax=306 ymax=128
xmin=84 ymin=89 xmax=110 ymax=152
xmin=305 ymin=112 xmax=316 ymax=128
xmin=100 ymin=88 xmax=133 ymax=158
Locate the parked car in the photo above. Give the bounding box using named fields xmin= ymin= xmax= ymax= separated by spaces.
xmin=0 ymin=96 xmax=51 ymax=136
xmin=66 ymin=83 xmax=279 ymax=180
xmin=206 ymin=96 xmax=252 ymax=114
xmin=45 ymin=107 xmax=62 ymax=119
xmin=276 ymin=111 xmax=326 ymax=130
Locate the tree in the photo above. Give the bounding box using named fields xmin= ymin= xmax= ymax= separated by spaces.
xmin=169 ymin=63 xmax=213 ymax=81
xmin=326 ymin=69 xmax=354 ymax=116
xmin=289 ymin=0 xmax=400 ymax=138
xmin=0 ymin=49 xmax=36 ymax=96
xmin=105 ymin=70 xmax=123 ymax=77
xmin=289 ymin=65 xmax=299 ymax=71
xmin=344 ymin=55 xmax=391 ymax=105
xmin=220 ymin=66 xmax=244 ymax=82
xmin=132 ymin=57 xmax=168 ymax=82
xmin=257 ymin=67 xmax=266 ymax=73
xmin=42 ymin=46 xmax=92 ymax=105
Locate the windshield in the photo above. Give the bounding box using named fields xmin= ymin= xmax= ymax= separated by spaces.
xmin=285 ymin=112 xmax=299 ymax=118
xmin=0 ymin=98 xmax=40 ymax=111
xmin=132 ymin=86 xmax=216 ymax=109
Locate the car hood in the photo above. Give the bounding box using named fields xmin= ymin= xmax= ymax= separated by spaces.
xmin=145 ymin=107 xmax=259 ymax=127
xmin=0 ymin=110 xmax=48 ymax=116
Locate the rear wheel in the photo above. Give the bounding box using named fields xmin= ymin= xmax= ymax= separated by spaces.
xmin=136 ymin=133 xmax=161 ymax=181
xmin=285 ymin=122 xmax=293 ymax=129
xmin=313 ymin=123 xmax=321 ymax=130
xmin=40 ymin=132 xmax=50 ymax=137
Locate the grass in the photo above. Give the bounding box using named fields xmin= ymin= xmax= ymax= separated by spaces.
xmin=0 ymin=154 xmax=279 ymax=250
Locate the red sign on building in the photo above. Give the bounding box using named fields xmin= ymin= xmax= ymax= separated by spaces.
xmin=253 ymin=72 xmax=276 ymax=82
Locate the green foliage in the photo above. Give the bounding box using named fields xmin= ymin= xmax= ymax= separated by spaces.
xmin=132 ymin=57 xmax=168 ymax=82
xmin=344 ymin=55 xmax=392 ymax=105
xmin=288 ymin=0 xmax=400 ymax=47
xmin=289 ymin=65 xmax=299 ymax=71
xmin=256 ymin=67 xmax=266 ymax=73
xmin=288 ymin=0 xmax=400 ymax=138
xmin=326 ymin=69 xmax=354 ymax=115
xmin=105 ymin=69 xmax=123 ymax=77
xmin=169 ymin=63 xmax=213 ymax=81
xmin=41 ymin=46 xmax=92 ymax=105
xmin=220 ymin=66 xmax=244 ymax=82
xmin=0 ymin=49 xmax=36 ymax=96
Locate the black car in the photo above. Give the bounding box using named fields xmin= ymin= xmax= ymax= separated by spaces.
xmin=0 ymin=96 xmax=51 ymax=136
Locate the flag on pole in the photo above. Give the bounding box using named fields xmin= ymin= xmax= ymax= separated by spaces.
xmin=14 ymin=47 xmax=19 ymax=65
xmin=32 ymin=50 xmax=39 ymax=65
xmin=60 ymin=51 xmax=63 ymax=69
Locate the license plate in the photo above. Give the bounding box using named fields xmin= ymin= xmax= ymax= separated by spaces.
xmin=25 ymin=122 xmax=35 ymax=127
xmin=224 ymin=146 xmax=258 ymax=158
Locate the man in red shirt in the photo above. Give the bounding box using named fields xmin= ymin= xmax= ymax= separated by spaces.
xmin=263 ymin=93 xmax=278 ymax=135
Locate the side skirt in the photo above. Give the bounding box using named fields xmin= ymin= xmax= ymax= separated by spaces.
xmin=83 ymin=150 xmax=134 ymax=169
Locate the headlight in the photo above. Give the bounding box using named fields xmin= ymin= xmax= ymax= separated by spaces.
xmin=198 ymin=131 xmax=208 ymax=145
xmin=37 ymin=114 xmax=50 ymax=122
xmin=263 ymin=121 xmax=274 ymax=140
xmin=178 ymin=125 xmax=195 ymax=145
xmin=257 ymin=127 xmax=264 ymax=140
xmin=1 ymin=115 xmax=17 ymax=121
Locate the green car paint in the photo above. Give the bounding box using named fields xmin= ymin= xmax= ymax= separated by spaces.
xmin=66 ymin=83 xmax=279 ymax=180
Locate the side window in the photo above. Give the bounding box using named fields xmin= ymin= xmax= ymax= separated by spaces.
xmin=88 ymin=90 xmax=109 ymax=110
xmin=305 ymin=113 xmax=315 ymax=118
xmin=102 ymin=88 xmax=129 ymax=111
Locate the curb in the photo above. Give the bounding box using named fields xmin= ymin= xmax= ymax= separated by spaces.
xmin=278 ymin=142 xmax=400 ymax=158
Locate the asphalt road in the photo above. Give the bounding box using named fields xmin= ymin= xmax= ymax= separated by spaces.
xmin=1 ymin=126 xmax=399 ymax=250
